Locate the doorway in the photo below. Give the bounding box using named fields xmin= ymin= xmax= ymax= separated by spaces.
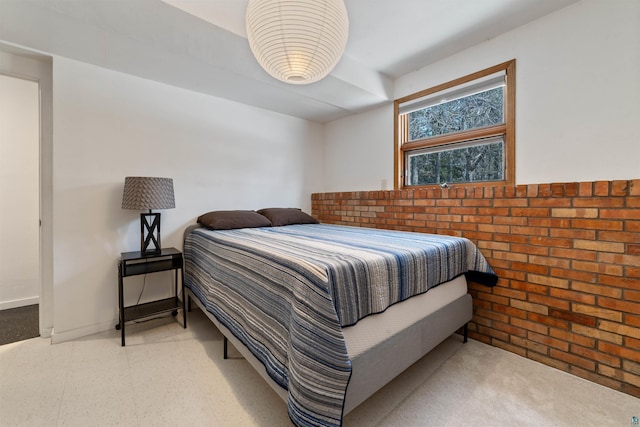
xmin=0 ymin=74 xmax=40 ymax=344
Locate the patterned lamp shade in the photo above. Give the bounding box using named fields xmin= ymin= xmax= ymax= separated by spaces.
xmin=246 ymin=0 xmax=349 ymax=85
xmin=122 ymin=177 xmax=175 ymax=255
xmin=121 ymin=177 xmax=175 ymax=211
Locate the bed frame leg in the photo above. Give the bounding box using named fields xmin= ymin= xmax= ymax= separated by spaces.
xmin=463 ymin=323 xmax=469 ymax=343
xmin=224 ymin=336 xmax=228 ymax=359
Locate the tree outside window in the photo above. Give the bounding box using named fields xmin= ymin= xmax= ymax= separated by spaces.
xmin=394 ymin=60 xmax=515 ymax=188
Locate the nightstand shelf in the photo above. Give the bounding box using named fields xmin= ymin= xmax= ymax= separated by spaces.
xmin=122 ymin=297 xmax=182 ymax=323
xmin=122 ymin=258 xmax=182 ymax=276
xmin=117 ymin=247 xmax=186 ymax=346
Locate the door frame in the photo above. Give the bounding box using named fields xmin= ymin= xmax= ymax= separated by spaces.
xmin=0 ymin=46 xmax=53 ymax=338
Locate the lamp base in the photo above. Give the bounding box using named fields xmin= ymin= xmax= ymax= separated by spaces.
xmin=140 ymin=212 xmax=161 ymax=255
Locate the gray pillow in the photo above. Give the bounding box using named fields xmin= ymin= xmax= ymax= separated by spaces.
xmin=257 ymin=208 xmax=318 ymax=227
xmin=197 ymin=210 xmax=272 ymax=230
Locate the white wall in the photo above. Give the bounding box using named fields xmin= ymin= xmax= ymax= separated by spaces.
xmin=0 ymin=74 xmax=39 ymax=310
xmin=323 ymin=0 xmax=640 ymax=191
xmin=51 ymin=57 xmax=323 ymax=342
xmin=324 ymin=104 xmax=394 ymax=192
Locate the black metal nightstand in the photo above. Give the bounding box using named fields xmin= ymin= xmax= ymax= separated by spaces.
xmin=116 ymin=247 xmax=186 ymax=346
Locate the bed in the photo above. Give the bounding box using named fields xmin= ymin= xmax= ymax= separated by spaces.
xmin=183 ymin=209 xmax=497 ymax=427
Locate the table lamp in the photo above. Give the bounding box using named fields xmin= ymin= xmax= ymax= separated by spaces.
xmin=121 ymin=176 xmax=175 ymax=255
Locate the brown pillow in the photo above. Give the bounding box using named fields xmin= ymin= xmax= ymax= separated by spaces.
xmin=257 ymin=208 xmax=319 ymax=226
xmin=197 ymin=210 xmax=272 ymax=230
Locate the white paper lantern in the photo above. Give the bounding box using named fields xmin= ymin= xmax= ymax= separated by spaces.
xmin=246 ymin=0 xmax=349 ymax=85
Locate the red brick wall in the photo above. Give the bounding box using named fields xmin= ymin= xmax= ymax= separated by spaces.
xmin=311 ymin=179 xmax=640 ymax=397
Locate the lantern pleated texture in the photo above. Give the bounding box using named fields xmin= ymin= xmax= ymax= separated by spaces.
xmin=246 ymin=0 xmax=349 ymax=85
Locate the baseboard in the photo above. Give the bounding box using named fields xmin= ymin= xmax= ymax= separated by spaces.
xmin=50 ymin=319 xmax=115 ymax=344
xmin=0 ymin=296 xmax=39 ymax=311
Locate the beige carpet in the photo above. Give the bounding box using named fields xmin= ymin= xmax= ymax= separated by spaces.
xmin=1 ymin=308 xmax=637 ymax=426
xmin=346 ymin=336 xmax=639 ymax=426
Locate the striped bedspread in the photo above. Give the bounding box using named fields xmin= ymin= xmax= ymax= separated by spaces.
xmin=184 ymin=224 xmax=496 ymax=427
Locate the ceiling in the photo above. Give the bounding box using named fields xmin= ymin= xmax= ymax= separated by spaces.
xmin=0 ymin=0 xmax=579 ymax=123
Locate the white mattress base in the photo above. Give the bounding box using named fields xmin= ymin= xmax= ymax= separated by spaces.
xmin=343 ymin=275 xmax=471 ymax=413
xmin=343 ymin=275 xmax=467 ymax=358
xmin=186 ymin=275 xmax=472 ymax=418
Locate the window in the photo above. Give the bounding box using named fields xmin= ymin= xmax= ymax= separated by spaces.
xmin=394 ymin=60 xmax=515 ymax=188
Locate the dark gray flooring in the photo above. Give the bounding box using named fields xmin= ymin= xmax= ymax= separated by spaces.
xmin=0 ymin=304 xmax=39 ymax=345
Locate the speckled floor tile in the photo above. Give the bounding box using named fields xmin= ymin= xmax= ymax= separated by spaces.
xmin=1 ymin=308 xmax=637 ymax=427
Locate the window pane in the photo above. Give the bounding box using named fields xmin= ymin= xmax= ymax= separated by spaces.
xmin=407 ymin=87 xmax=504 ymax=141
xmin=407 ymin=139 xmax=504 ymax=186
